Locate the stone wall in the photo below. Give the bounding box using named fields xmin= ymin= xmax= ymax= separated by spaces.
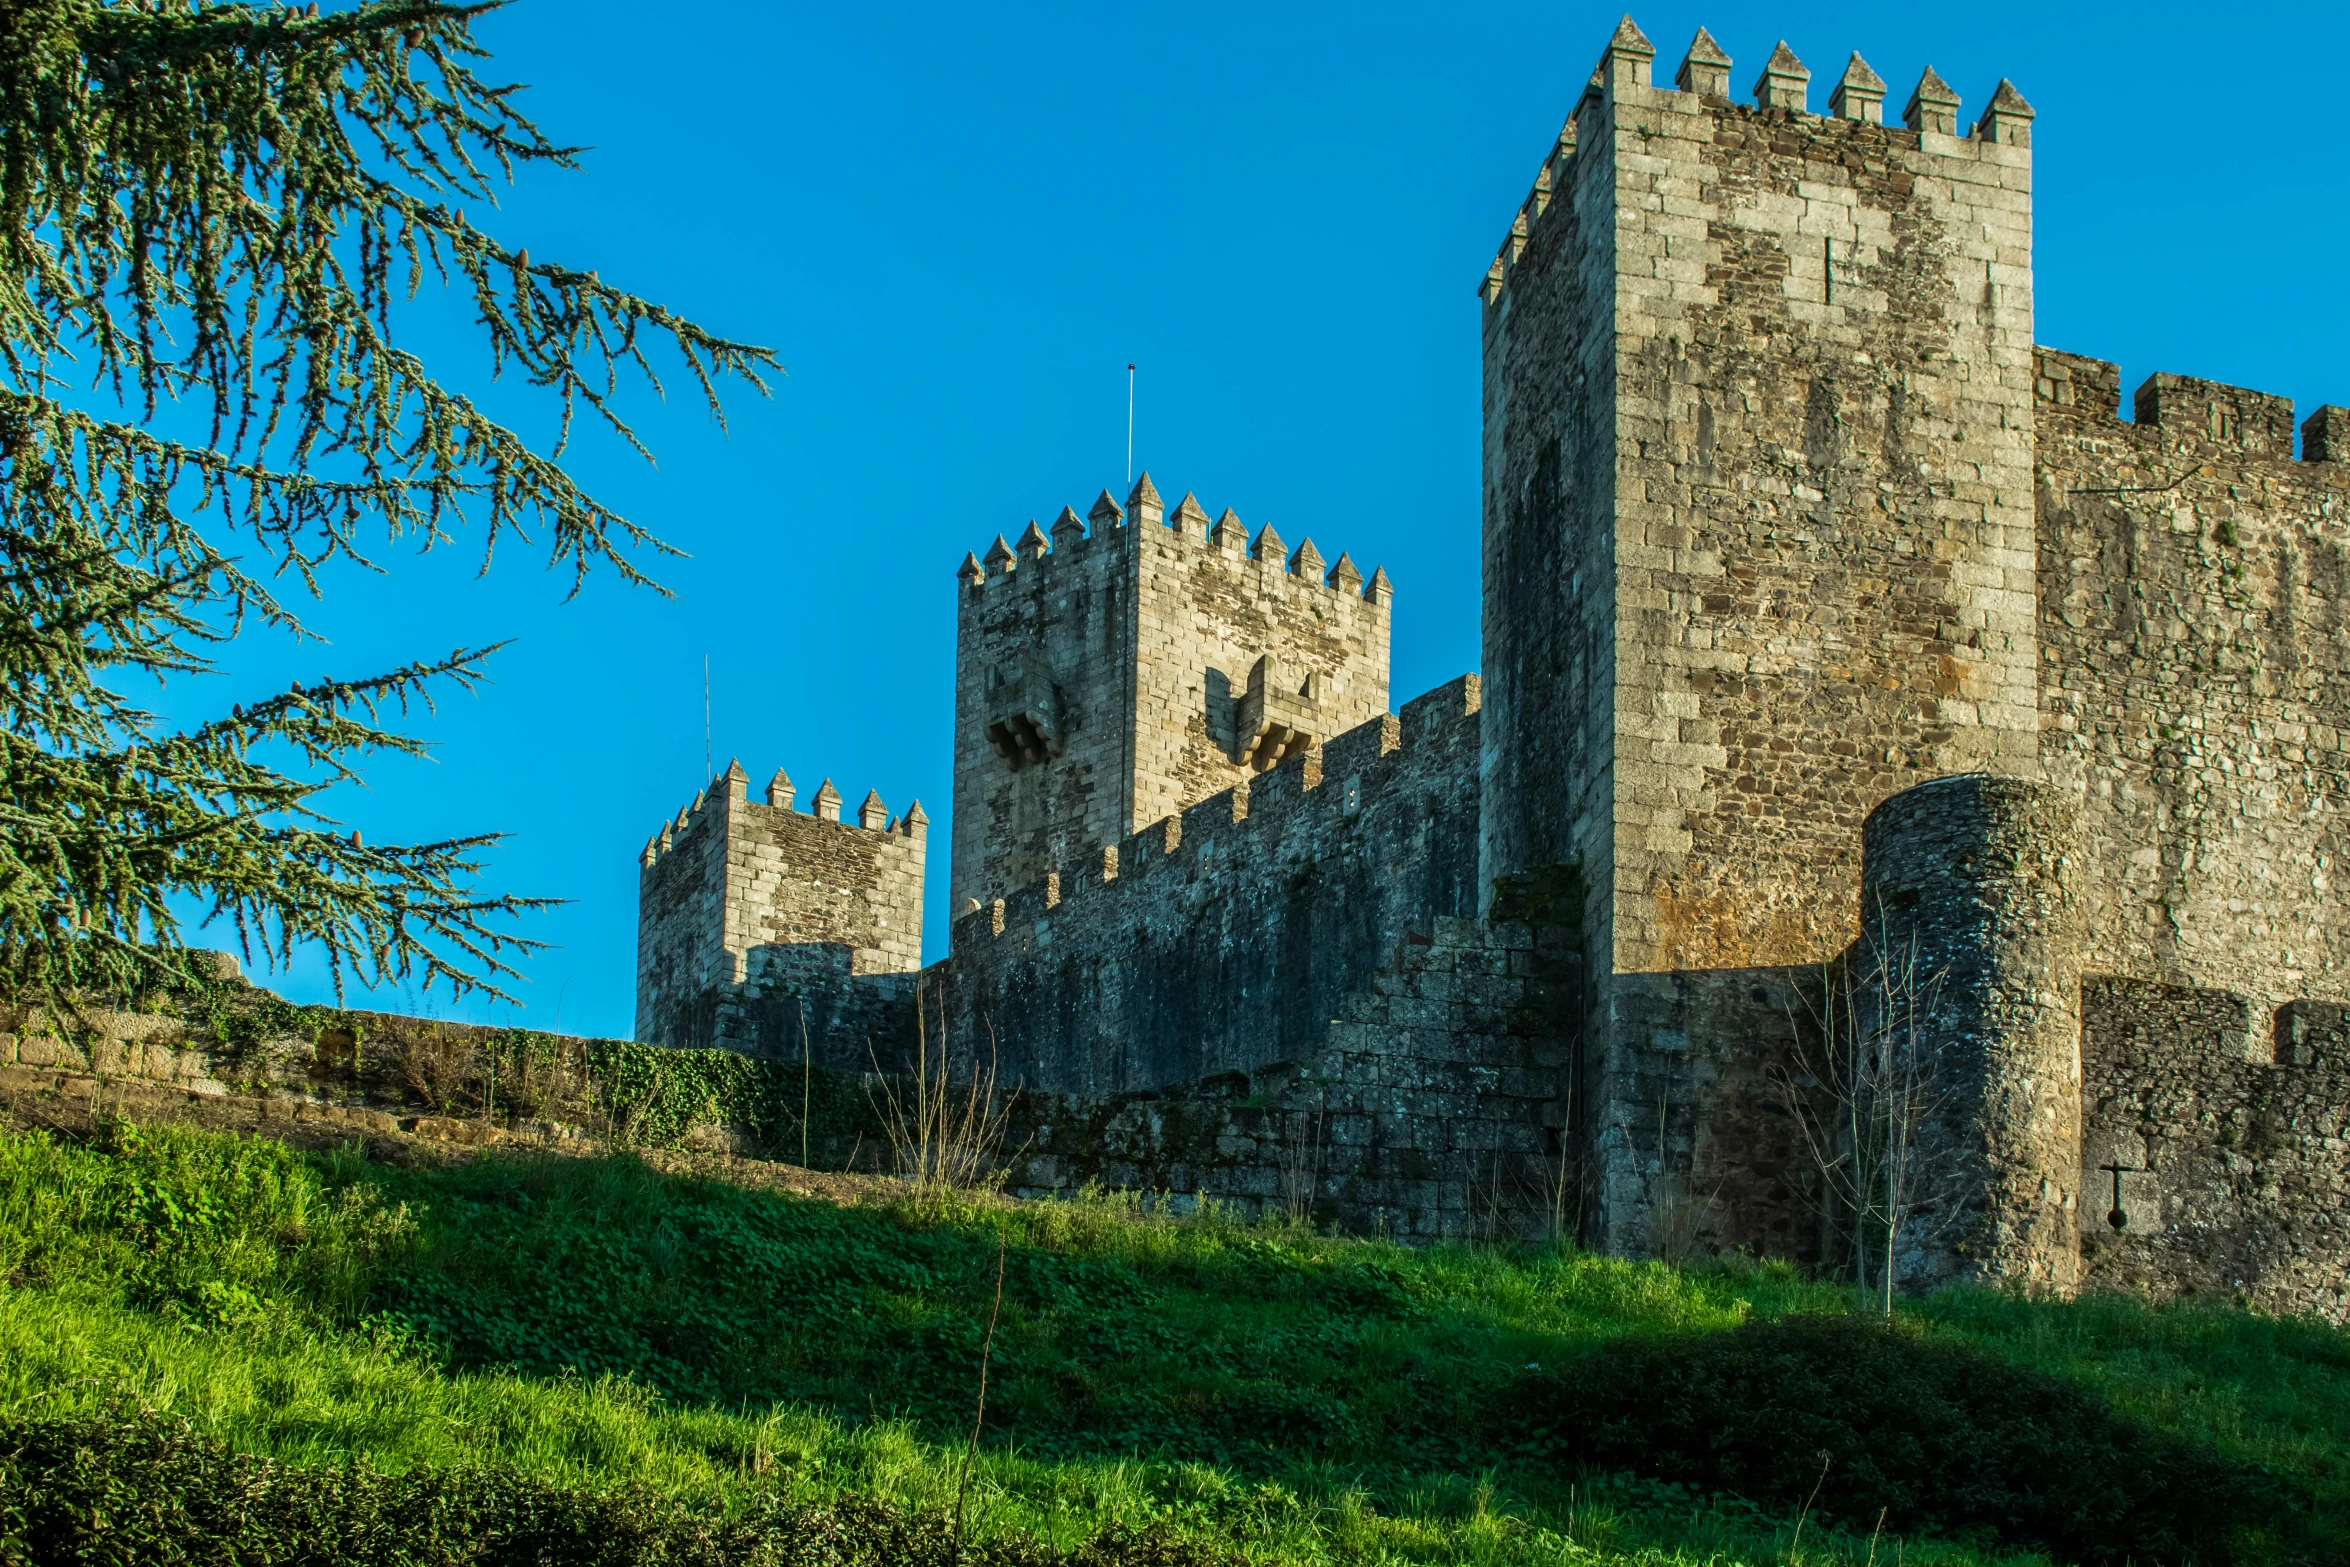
xmin=0 ymin=946 xmax=1580 ymax=1246
xmin=1600 ymin=962 xmax=1814 ymax=1268
xmin=1479 ymin=22 xmax=2045 ymax=1254
xmin=1123 ymin=476 xmax=1391 ymax=856
xmin=635 ymin=759 xmax=925 ymax=1065
xmin=1859 ymin=775 xmax=2083 ymax=1291
xmin=1593 ymin=773 xmax=2087 ymax=1286
xmin=2079 ymin=978 xmax=2350 ymax=1323
xmin=0 ymin=1003 xmax=237 ymax=1099
xmin=1000 ymin=889 xmax=1581 ymax=1242
xmin=951 ymin=474 xmax=1390 ymax=914
xmin=2035 ymin=349 xmax=2350 ymax=1016
xmin=944 ymin=677 xmax=1482 ymax=1095
xmin=1589 ymin=772 xmax=2350 ymax=1322
xmin=0 ymin=992 xmax=858 ymax=1157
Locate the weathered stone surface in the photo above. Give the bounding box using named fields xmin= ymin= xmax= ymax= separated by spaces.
xmin=1481 ymin=38 xmax=2043 ymax=1258
xmin=945 ymin=678 xmax=1482 ymax=1094
xmin=994 ymin=873 xmax=1585 ymax=1242
xmin=634 ymin=763 xmax=924 ymax=1064
xmin=950 ymin=474 xmax=1390 ymax=912
xmin=1861 ymin=775 xmax=2083 ymax=1291
xmin=2080 ymin=979 xmax=2350 ymax=1320
xmin=2035 ymin=347 xmax=2350 ymax=1014
xmin=612 ymin=18 xmax=2350 ymax=1319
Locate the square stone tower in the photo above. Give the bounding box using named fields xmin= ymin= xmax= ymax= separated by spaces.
xmin=951 ymin=474 xmax=1392 ymax=912
xmin=1479 ymin=20 xmax=2041 ymax=1248
xmin=635 ymin=760 xmax=925 ymax=1058
xmin=1482 ymin=20 xmax=2039 ymax=969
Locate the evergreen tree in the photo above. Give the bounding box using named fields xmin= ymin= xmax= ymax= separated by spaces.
xmin=0 ymin=1 xmax=774 ymax=1002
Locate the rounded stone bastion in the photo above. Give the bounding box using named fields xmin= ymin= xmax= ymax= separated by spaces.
xmin=1858 ymin=773 xmax=2084 ymax=1294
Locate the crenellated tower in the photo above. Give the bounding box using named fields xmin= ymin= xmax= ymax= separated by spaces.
xmin=950 ymin=473 xmax=1391 ymax=916
xmin=1481 ymin=19 xmax=2040 ymax=970
xmin=635 ymin=759 xmax=925 ymax=1062
xmin=1480 ymin=18 xmax=2044 ymax=1257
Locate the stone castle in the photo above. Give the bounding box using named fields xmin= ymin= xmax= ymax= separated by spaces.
xmin=636 ymin=19 xmax=2350 ymax=1319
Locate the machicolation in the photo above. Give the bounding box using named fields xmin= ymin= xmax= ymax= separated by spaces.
xmin=634 ymin=16 xmax=2350 ymax=1319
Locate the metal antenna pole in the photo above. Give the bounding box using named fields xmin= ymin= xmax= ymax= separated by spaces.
xmin=1126 ymin=363 xmax=1135 ymax=483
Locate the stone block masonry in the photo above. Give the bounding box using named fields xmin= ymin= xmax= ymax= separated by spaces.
xmin=2034 ymin=348 xmax=2350 ymax=1018
xmin=947 ymin=677 xmax=1484 ymax=1096
xmin=1481 ymin=18 xmax=2046 ymax=1256
xmin=610 ymin=14 xmax=2350 ymax=1321
xmin=1858 ymin=775 xmax=2083 ymax=1292
xmin=951 ymin=473 xmax=1390 ymax=915
xmin=998 ymin=876 xmax=1584 ymax=1242
xmin=2080 ymin=979 xmax=2350 ymax=1322
xmin=1481 ymin=22 xmax=2041 ymax=981
xmin=635 ymin=758 xmax=925 ymax=1069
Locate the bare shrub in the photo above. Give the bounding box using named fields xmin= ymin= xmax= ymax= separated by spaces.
xmin=1280 ymin=1108 xmax=1325 ymax=1226
xmin=394 ymin=1026 xmax=477 ymax=1111
xmin=1773 ymin=920 xmax=1956 ymax=1314
xmin=868 ymin=976 xmax=1020 ymax=1198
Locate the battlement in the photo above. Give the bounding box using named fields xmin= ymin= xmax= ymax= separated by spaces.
xmin=954 ymin=674 xmax=1478 ymax=950
xmin=951 ymin=469 xmax=1396 ymax=913
xmin=635 ymin=757 xmax=926 ymax=1050
xmin=639 ymin=758 xmax=924 ymax=872
xmin=956 ymin=472 xmax=1391 ymax=610
xmin=2035 ymin=347 xmax=2350 ymax=466
xmin=1481 ymin=18 xmax=2032 ymax=307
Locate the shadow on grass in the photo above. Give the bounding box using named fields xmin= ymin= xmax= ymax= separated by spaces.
xmin=3 ymin=1121 xmax=2344 ymax=1566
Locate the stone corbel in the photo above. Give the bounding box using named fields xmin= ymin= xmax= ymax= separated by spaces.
xmin=984 ymin=652 xmax=1066 ymax=769
xmin=1236 ymin=653 xmax=1321 ymax=770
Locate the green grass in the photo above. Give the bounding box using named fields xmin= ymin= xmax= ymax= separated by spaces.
xmin=0 ymin=1117 xmax=2343 ymax=1566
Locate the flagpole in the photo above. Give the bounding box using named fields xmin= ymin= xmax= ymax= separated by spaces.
xmin=1126 ymin=363 xmax=1135 ymax=484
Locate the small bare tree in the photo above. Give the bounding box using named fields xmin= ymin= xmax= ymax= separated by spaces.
xmin=869 ymin=974 xmax=1021 ymax=1198
xmin=1773 ymin=922 xmax=1956 ymax=1316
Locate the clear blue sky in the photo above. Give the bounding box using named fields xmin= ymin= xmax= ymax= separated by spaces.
xmin=197 ymin=1 xmax=2350 ymax=1037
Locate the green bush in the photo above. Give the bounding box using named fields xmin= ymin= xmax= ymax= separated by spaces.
xmin=1505 ymin=1312 xmax=2271 ymax=1565
xmin=0 ymin=1411 xmax=1231 ymax=1567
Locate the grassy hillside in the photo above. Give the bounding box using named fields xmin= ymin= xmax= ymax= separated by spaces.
xmin=0 ymin=1116 xmax=2343 ymax=1565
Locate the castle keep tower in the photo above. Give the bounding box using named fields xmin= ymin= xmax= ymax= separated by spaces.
xmin=951 ymin=473 xmax=1391 ymax=914
xmin=635 ymin=760 xmax=924 ymax=1061
xmin=1479 ymin=20 xmax=2047 ymax=1256
xmin=1481 ymin=19 xmax=2039 ymax=972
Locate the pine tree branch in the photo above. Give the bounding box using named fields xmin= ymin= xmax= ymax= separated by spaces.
xmin=0 ymin=1 xmax=776 ymax=1003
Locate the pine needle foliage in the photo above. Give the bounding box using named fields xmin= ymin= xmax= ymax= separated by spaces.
xmin=0 ymin=0 xmax=776 ymax=1002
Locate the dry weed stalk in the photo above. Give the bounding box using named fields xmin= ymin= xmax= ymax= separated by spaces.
xmin=869 ymin=975 xmax=1020 ymax=1197
xmin=394 ymin=1024 xmax=476 ymax=1111
xmin=1546 ymin=1072 xmax=1582 ymax=1243
xmin=953 ymin=1233 xmax=1008 ymax=1565
xmin=1787 ymin=1450 xmax=1833 ymax=1564
xmin=1280 ymin=1107 xmax=1325 ymax=1225
xmin=797 ymin=998 xmax=812 ymax=1169
xmin=1772 ymin=918 xmax=1956 ymax=1314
